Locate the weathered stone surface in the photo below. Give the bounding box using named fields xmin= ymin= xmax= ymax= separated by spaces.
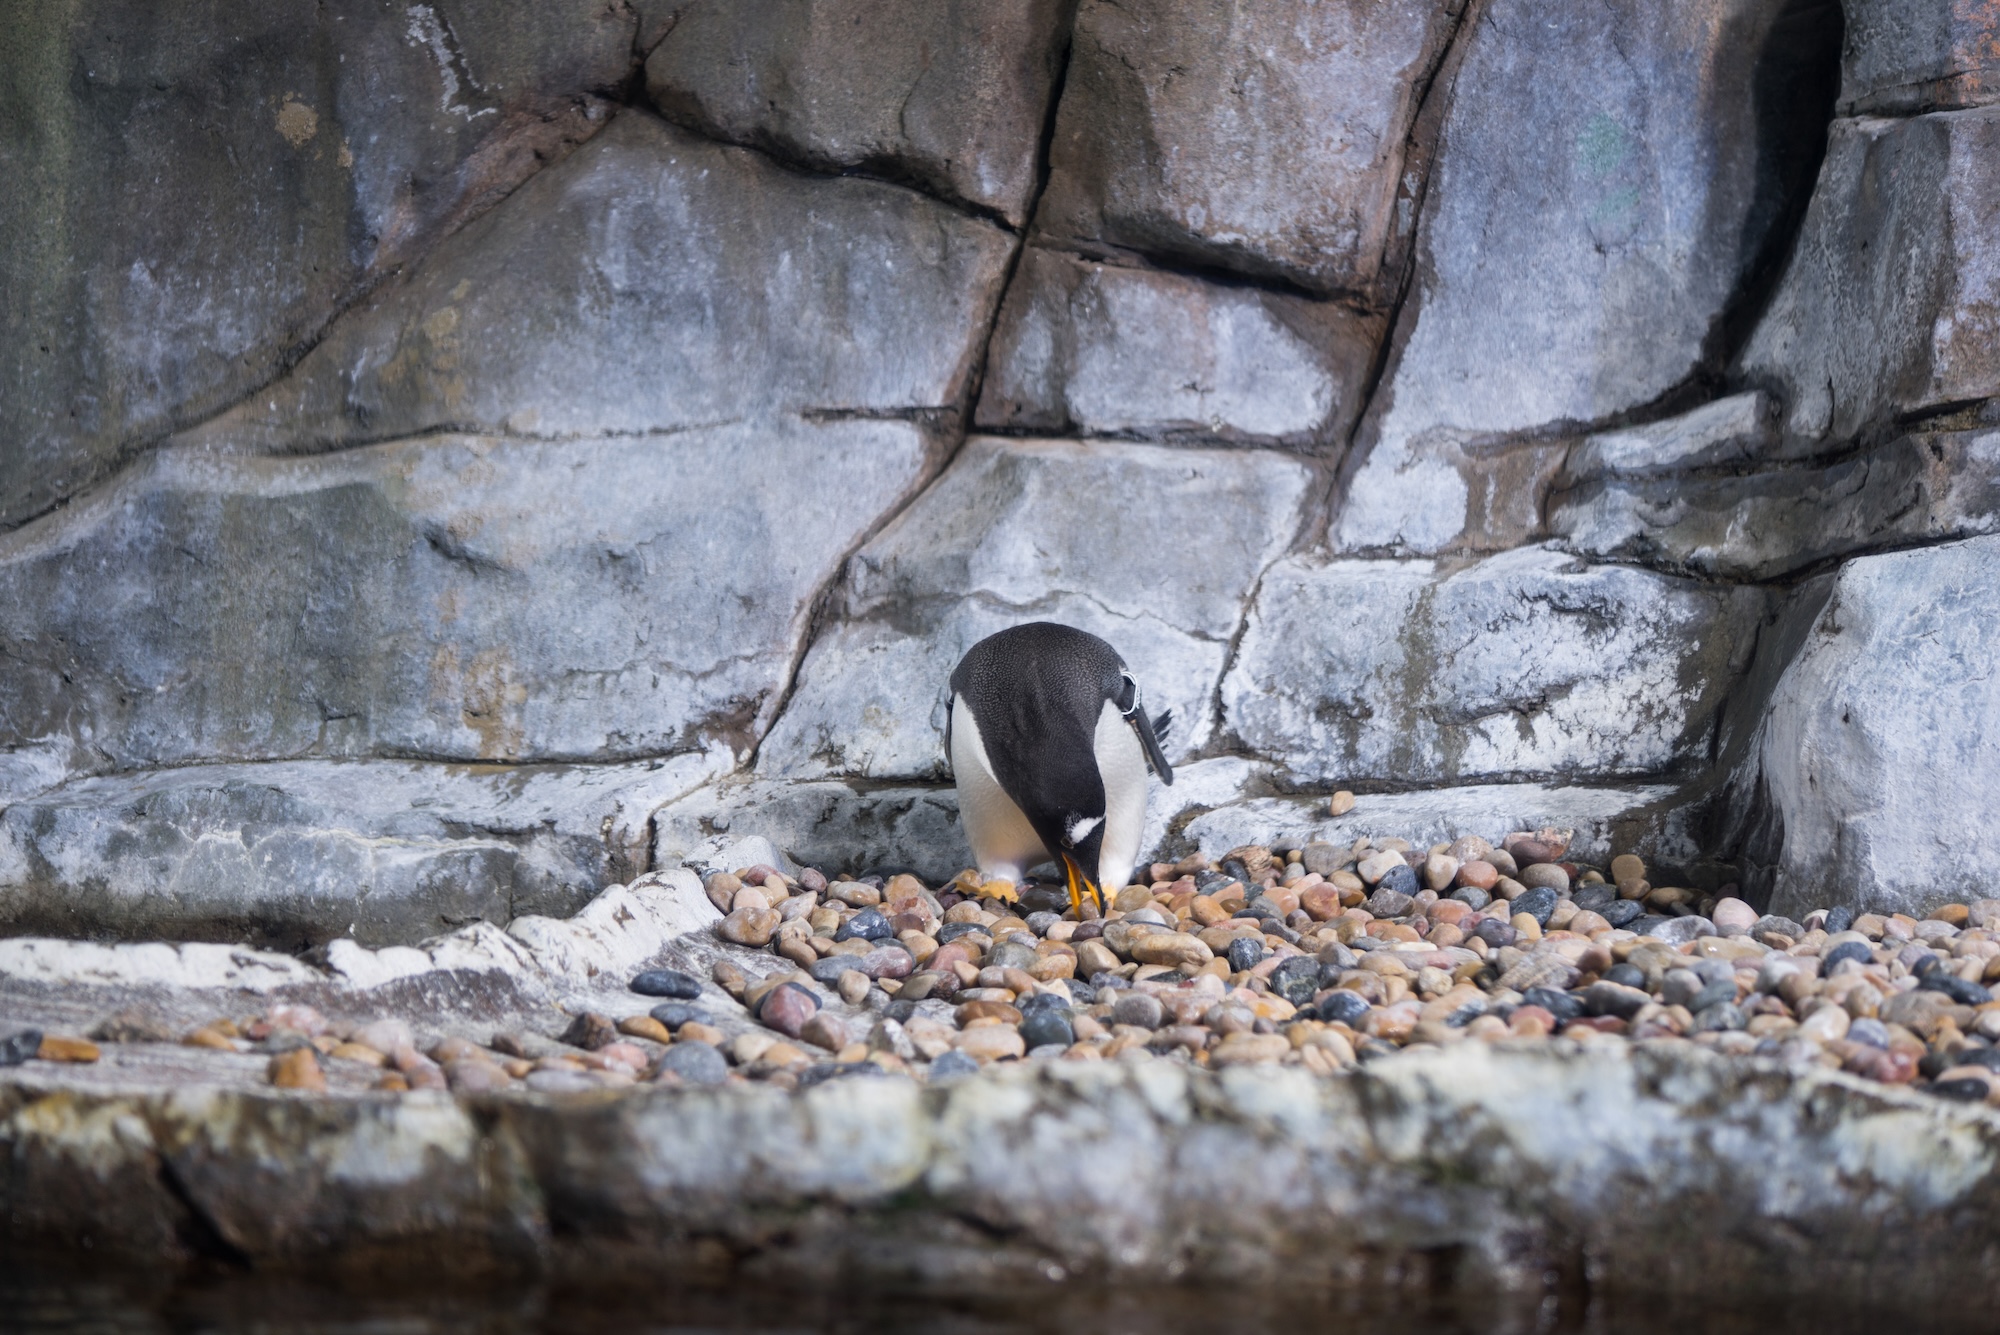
xmin=1337 ymin=0 xmax=1842 ymax=554
xmin=1755 ymin=534 xmax=2000 ymax=920
xmin=654 ymin=779 xmax=972 ymax=883
xmin=0 ymin=427 xmax=929 ymax=773
xmin=1036 ymin=0 xmax=1459 ymax=297
xmin=975 ymin=248 xmax=1381 ymax=445
xmin=1842 ymin=0 xmax=2000 ymax=114
xmin=0 ymin=753 xmax=723 ymax=948
xmin=0 ymin=0 xmax=635 ymax=530
xmin=758 ymin=438 xmax=1311 ymax=778
xmin=1566 ymin=393 xmax=1781 ymax=479
xmin=1223 ymin=545 xmax=1769 ymax=787
xmin=1553 ymin=427 xmax=2000 ymax=580
xmin=12 ymin=1043 xmax=2000 ymax=1306
xmin=180 ymin=112 xmax=1016 ymax=451
xmin=1180 ymin=780 xmax=1695 ymax=869
xmin=1739 ymin=109 xmax=2000 ymax=448
xmin=643 ymin=0 xmax=1069 ymax=225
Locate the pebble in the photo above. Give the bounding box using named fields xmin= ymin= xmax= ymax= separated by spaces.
xmin=561 ymin=1012 xmax=619 ymax=1051
xmin=1 ymin=1030 xmax=44 ymax=1066
xmin=1327 ymin=790 xmax=1356 ymax=816
xmin=657 ymin=1042 xmax=729 ymax=1086
xmin=758 ymin=983 xmax=821 ymax=1039
xmin=268 ymin=1047 xmax=326 ymax=1092
xmin=36 ymin=1036 xmax=100 ymax=1064
xmin=629 ymin=968 xmax=702 ymax=999
xmin=718 ymin=906 xmax=781 ymax=946
xmin=616 ymin=1015 xmax=674 ymax=1045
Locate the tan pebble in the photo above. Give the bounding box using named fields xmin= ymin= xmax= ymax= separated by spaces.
xmin=1510 ymin=913 xmax=1542 ymax=942
xmin=1609 ymin=854 xmax=1646 ymax=884
xmin=267 ymin=1047 xmax=326 ymax=1092
xmin=374 ymin=1072 xmax=411 ymax=1093
xmin=184 ymin=1027 xmax=236 ymax=1052
xmin=617 ymin=1015 xmax=674 ymax=1045
xmin=837 ymin=971 xmax=872 ymax=1005
xmin=1797 ymin=1002 xmax=1850 ymax=1042
xmin=957 ymin=1025 xmax=1026 ymax=1061
xmin=1937 ymin=903 xmax=1972 ymax=928
xmin=717 ymin=905 xmax=781 ymax=947
xmin=731 ymin=886 xmax=772 ymax=913
xmin=711 ymin=959 xmax=749 ymax=998
xmin=502 ymin=1058 xmax=534 ymax=1079
xmin=836 ymin=1042 xmax=872 ymax=1063
xmin=445 ymin=1059 xmax=513 ymax=1093
xmin=1423 ymin=853 xmax=1460 ymax=893
xmin=328 ymin=1042 xmax=389 ymax=1067
xmin=680 ymin=1022 xmax=726 ymax=1046
xmin=756 ymin=1042 xmax=810 ymax=1071
xmin=1210 ymin=1033 xmax=1291 ymax=1067
xmin=800 ymin=1012 xmax=848 ymax=1051
xmin=730 ymin=1032 xmax=777 ymax=1066
xmin=430 ymin=1036 xmax=482 ymax=1063
xmin=1130 ymin=932 xmax=1213 ymax=967
xmin=1327 ymin=790 xmax=1356 ymax=816
xmin=36 ymin=1036 xmax=101 ymax=1064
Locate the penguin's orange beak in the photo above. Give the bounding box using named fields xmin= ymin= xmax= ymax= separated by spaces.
xmin=1060 ymin=853 xmax=1103 ymax=917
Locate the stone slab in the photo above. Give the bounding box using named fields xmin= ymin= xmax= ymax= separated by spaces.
xmin=8 ymin=1042 xmax=2000 ymax=1306
xmin=1755 ymin=533 xmax=2000 ymax=920
xmin=644 ymin=0 xmax=1069 ymax=224
xmin=758 ymin=437 xmax=1312 ymax=779
xmin=0 ymin=753 xmax=726 ymax=948
xmin=1036 ymin=0 xmax=1459 ymax=298
xmin=178 ymin=111 xmax=1016 ymax=452
xmin=0 ymin=0 xmax=635 ymax=529
xmin=1337 ymin=0 xmax=1842 ymax=554
xmin=1739 ymin=109 xmax=2000 ymax=448
xmin=1553 ymin=427 xmax=2000 ymax=581
xmin=974 ymin=247 xmax=1380 ymax=445
xmin=1180 ymin=781 xmax=1694 ymax=869
xmin=1222 ymin=545 xmax=1770 ymax=788
xmin=0 ymin=426 xmax=930 ymax=774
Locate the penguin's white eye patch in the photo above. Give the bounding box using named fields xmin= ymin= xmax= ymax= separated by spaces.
xmin=1064 ymin=815 xmax=1102 ymax=846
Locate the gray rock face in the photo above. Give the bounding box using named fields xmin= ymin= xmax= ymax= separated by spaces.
xmin=643 ymin=0 xmax=1069 ymax=225
xmin=1553 ymin=427 xmax=2000 ymax=581
xmin=0 ymin=0 xmax=635 ymax=530
xmin=1337 ymin=0 xmax=1842 ymax=554
xmin=1035 ymin=0 xmax=1458 ymax=297
xmin=1842 ymin=0 xmax=2000 ymax=114
xmin=1756 ymin=534 xmax=2000 ymax=920
xmin=758 ymin=437 xmax=1312 ymax=778
xmin=0 ymin=753 xmax=724 ymax=948
xmin=974 ymin=247 xmax=1381 ymax=445
xmin=181 ymin=112 xmax=1016 ymax=452
xmin=1739 ymin=109 xmax=2000 ymax=448
xmin=0 ymin=426 xmax=931 ymax=772
xmin=1223 ymin=545 xmax=1769 ymax=787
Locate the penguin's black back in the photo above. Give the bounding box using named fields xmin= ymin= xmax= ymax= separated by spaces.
xmin=949 ymin=623 xmax=1125 ymax=827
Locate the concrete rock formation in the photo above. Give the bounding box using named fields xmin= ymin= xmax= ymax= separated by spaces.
xmin=5 ymin=0 xmax=1999 ymax=939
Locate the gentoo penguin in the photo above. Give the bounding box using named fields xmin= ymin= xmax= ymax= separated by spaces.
xmin=946 ymin=622 xmax=1173 ymax=913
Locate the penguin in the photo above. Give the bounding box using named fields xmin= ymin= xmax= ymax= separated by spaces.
xmin=946 ymin=622 xmax=1174 ymax=914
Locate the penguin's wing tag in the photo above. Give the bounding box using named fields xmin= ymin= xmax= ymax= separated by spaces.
xmin=1118 ymin=672 xmax=1175 ymax=787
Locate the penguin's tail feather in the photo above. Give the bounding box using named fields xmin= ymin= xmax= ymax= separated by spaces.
xmin=1152 ymin=710 xmax=1172 ymax=743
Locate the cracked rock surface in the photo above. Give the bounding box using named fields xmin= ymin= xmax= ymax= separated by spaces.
xmin=5 ymin=0 xmax=2000 ymax=947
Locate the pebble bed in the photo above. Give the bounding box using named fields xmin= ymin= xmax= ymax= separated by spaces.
xmin=10 ymin=827 xmax=2000 ymax=1103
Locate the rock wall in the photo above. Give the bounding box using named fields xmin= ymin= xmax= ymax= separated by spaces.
xmin=4 ymin=0 xmax=1997 ymax=942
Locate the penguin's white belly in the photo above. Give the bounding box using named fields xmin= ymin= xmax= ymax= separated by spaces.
xmin=950 ymin=695 xmax=1047 ymax=879
xmin=1093 ymin=699 xmax=1148 ymax=892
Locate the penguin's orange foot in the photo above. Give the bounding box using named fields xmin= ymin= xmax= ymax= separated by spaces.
xmin=973 ymin=878 xmax=1019 ymax=903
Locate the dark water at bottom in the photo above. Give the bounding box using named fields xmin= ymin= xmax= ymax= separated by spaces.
xmin=1 ymin=1262 xmax=1977 ymax=1335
